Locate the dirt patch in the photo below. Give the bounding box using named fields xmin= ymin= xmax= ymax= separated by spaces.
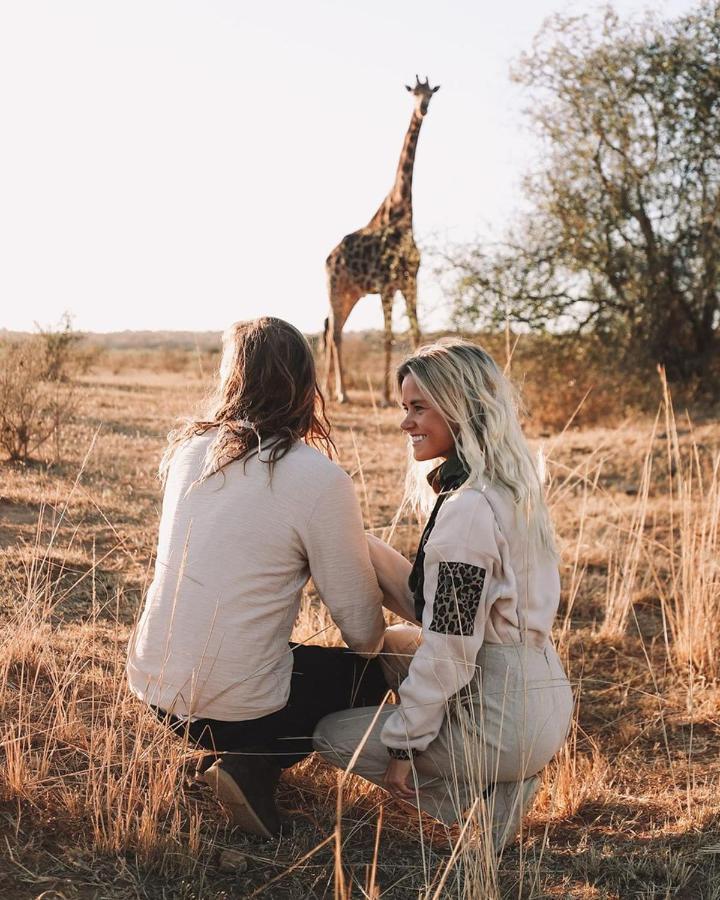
xmin=0 ymin=498 xmax=41 ymax=547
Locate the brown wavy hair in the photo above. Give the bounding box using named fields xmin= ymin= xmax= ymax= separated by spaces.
xmin=159 ymin=317 xmax=335 ymax=484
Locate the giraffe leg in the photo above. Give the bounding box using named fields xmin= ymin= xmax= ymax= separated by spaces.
xmin=325 ymin=297 xmax=350 ymax=404
xmin=332 ymin=324 xmax=349 ymax=404
xmin=381 ymin=291 xmax=395 ymax=406
xmin=326 ymin=277 xmax=359 ymax=403
xmin=326 ymin=304 xmax=349 ymax=404
xmin=402 ymin=279 xmax=421 ymax=348
xmin=322 ymin=316 xmax=334 ymax=399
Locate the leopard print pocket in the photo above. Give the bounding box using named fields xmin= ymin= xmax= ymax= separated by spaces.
xmin=429 ymin=561 xmax=487 ymax=636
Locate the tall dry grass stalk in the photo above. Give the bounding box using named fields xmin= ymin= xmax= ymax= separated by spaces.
xmin=588 ymin=371 xmax=720 ymax=683
xmin=535 ymin=690 xmax=605 ymax=823
xmin=553 ymin=461 xmax=602 ymax=659
xmin=657 ymin=372 xmax=720 ymax=684
xmin=5 ymin=363 xmax=717 ymax=896
xmin=546 ymin=369 xmax=719 ymax=684
xmin=599 ymin=415 xmax=657 ymax=639
xmin=0 ymin=510 xmax=216 ymax=882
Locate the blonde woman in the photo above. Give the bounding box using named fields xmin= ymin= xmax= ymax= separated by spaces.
xmin=127 ymin=318 xmax=387 ymax=839
xmin=314 ymin=339 xmax=573 ymax=851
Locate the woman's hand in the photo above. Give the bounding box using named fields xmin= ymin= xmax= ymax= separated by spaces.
xmin=383 ymin=758 xmax=416 ymax=801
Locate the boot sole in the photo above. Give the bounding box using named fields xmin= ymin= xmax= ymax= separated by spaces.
xmin=199 ymin=764 xmax=275 ymax=839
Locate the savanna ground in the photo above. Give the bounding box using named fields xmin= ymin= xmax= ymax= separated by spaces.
xmin=1 ymin=332 xmax=719 ymax=899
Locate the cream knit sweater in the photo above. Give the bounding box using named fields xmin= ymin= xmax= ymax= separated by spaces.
xmin=127 ymin=433 xmax=385 ymax=721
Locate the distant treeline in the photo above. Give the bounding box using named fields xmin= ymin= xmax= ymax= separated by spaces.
xmin=0 ymin=329 xmax=226 ymax=352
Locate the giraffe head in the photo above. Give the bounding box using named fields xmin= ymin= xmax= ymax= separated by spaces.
xmin=405 ymin=75 xmax=440 ymax=117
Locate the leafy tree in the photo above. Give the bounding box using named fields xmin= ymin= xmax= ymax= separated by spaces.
xmin=448 ymin=3 xmax=720 ymax=382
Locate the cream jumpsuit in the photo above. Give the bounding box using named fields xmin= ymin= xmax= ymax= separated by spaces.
xmin=313 ymin=477 xmax=573 ymax=826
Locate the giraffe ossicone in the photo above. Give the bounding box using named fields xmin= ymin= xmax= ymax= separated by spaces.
xmin=324 ymin=77 xmax=440 ymax=405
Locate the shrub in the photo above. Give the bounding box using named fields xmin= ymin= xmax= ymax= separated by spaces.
xmin=0 ymin=319 xmax=89 ymax=463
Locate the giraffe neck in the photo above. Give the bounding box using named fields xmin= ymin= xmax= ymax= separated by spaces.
xmin=367 ymin=109 xmax=424 ymax=230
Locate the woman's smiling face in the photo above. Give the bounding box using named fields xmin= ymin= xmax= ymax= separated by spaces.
xmin=400 ymin=373 xmax=455 ymax=461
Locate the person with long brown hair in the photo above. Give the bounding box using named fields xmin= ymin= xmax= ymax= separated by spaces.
xmin=127 ymin=317 xmax=387 ymax=839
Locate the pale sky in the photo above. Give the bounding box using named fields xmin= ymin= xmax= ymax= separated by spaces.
xmin=0 ymin=0 xmax=696 ymax=336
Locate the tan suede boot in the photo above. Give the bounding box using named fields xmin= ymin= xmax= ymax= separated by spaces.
xmin=199 ymin=754 xmax=281 ymax=839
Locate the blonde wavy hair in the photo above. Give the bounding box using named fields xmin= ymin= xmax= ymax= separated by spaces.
xmin=397 ymin=338 xmax=556 ymax=554
xmin=159 ymin=317 xmax=334 ymax=485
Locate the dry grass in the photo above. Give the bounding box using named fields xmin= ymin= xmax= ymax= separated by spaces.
xmin=1 ymin=343 xmax=720 ymax=898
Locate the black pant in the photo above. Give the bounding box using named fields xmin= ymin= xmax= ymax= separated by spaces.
xmin=155 ymin=644 xmax=388 ymax=769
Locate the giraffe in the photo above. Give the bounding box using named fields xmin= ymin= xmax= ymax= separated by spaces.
xmin=324 ymin=75 xmax=439 ymax=404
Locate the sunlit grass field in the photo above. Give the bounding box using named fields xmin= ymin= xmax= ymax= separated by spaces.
xmin=1 ymin=337 xmax=719 ymax=898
